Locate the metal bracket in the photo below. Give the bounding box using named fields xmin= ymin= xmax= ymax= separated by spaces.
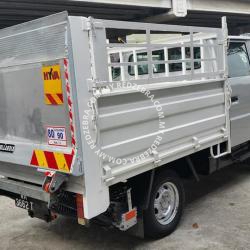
xmin=82 ymin=17 xmax=95 ymax=34
xmin=76 ymin=156 xmax=83 ymax=174
xmin=82 ymin=18 xmax=91 ymax=31
xmin=172 ymin=0 xmax=187 ymax=17
xmin=186 ymin=157 xmax=200 ymax=182
xmin=226 ymin=82 xmax=232 ymax=109
xmin=192 ymin=136 xmax=201 ymax=150
xmin=103 ymin=165 xmax=114 ymax=183
xmin=82 ymin=17 xmax=104 ymax=33
xmin=42 ymin=172 xmax=69 ymax=193
xmin=221 ymin=127 xmax=228 ymax=139
xmin=88 ymin=97 xmax=99 ymax=144
xmin=127 ymin=188 xmax=132 ymax=211
xmin=86 ymin=78 xmax=94 ymax=92
xmin=210 ymin=142 xmax=230 ymax=159
xmin=152 ymin=150 xmax=161 ymax=166
xmin=86 ymin=78 xmax=110 ymax=93
xmin=114 ymin=188 xmax=137 ymax=231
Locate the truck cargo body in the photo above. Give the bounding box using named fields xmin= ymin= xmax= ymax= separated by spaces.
xmin=0 ymin=12 xmax=244 ymax=238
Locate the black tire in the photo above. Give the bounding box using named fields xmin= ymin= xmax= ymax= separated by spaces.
xmin=143 ymin=169 xmax=185 ymax=239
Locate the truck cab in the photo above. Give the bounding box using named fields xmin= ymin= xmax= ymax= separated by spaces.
xmin=228 ymin=36 xmax=250 ymax=147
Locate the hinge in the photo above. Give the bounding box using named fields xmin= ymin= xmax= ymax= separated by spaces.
xmin=82 ymin=17 xmax=104 ymax=33
xmin=87 ymin=78 xmax=109 ymax=92
xmin=76 ymin=156 xmax=83 ymax=174
xmin=82 ymin=18 xmax=91 ymax=31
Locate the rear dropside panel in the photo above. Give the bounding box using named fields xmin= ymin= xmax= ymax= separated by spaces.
xmin=0 ymin=12 xmax=77 ymax=175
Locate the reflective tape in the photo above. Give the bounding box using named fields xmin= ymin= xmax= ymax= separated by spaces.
xmin=30 ymin=150 xmax=73 ymax=173
xmin=64 ymin=58 xmax=76 ymax=155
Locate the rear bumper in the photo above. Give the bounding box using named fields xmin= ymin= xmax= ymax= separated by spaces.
xmin=0 ymin=177 xmax=49 ymax=202
xmin=0 ymin=176 xmax=87 ymax=225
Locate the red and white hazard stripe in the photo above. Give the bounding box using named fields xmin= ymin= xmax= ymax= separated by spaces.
xmin=64 ymin=58 xmax=76 ymax=156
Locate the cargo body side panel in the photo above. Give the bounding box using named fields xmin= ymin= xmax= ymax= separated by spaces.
xmin=86 ymin=19 xmax=230 ymax=185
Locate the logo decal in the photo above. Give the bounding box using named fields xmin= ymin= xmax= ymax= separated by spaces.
xmin=0 ymin=143 xmax=15 ymax=153
xmin=42 ymin=64 xmax=64 ymax=105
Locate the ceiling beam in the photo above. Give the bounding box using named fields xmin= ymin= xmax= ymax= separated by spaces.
xmin=36 ymin=0 xmax=172 ymax=9
xmin=143 ymin=0 xmax=250 ymax=24
xmin=187 ymin=0 xmax=250 ymax=15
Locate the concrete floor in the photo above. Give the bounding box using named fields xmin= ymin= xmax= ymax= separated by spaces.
xmin=1 ymin=163 xmax=250 ymax=250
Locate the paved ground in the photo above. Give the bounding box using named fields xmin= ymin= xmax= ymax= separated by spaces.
xmin=1 ymin=163 xmax=250 ymax=250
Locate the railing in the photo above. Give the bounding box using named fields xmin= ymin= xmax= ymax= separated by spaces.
xmin=91 ymin=19 xmax=227 ymax=84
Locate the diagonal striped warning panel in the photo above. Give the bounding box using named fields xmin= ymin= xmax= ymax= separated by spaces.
xmin=43 ymin=64 xmax=64 ymax=105
xmin=45 ymin=93 xmax=64 ymax=105
xmin=30 ymin=150 xmax=73 ymax=173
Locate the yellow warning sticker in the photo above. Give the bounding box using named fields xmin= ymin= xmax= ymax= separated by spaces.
xmin=42 ymin=65 xmax=64 ymax=105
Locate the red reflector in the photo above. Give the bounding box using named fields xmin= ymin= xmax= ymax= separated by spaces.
xmin=125 ymin=209 xmax=136 ymax=221
xmin=43 ymin=182 xmax=51 ymax=193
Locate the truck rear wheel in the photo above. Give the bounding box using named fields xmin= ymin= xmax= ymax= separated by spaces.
xmin=143 ymin=170 xmax=184 ymax=239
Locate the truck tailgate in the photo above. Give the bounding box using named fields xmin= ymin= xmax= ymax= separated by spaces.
xmin=0 ymin=12 xmax=79 ymax=176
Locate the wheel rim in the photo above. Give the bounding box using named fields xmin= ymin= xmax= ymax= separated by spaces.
xmin=153 ymin=181 xmax=179 ymax=225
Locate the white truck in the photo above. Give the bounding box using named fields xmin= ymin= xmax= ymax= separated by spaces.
xmin=0 ymin=12 xmax=249 ymax=239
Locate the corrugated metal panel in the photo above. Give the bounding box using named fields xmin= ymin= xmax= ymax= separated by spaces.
xmin=0 ymin=12 xmax=68 ymax=68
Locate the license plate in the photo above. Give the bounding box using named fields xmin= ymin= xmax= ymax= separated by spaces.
xmin=15 ymin=195 xmax=33 ymax=211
